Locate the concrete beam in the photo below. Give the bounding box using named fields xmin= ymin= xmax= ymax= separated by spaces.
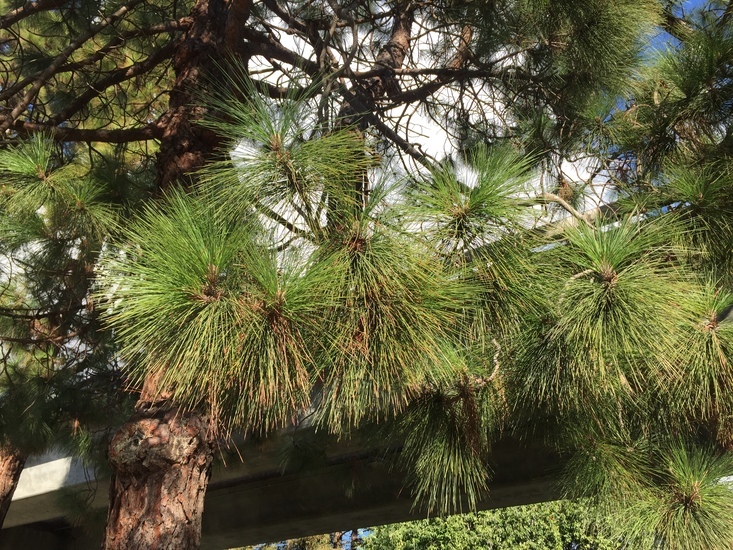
xmin=0 ymin=438 xmax=560 ymax=549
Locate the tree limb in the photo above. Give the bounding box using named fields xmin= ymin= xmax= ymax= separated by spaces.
xmin=5 ymin=120 xmax=164 ymax=142
xmin=242 ymin=27 xmax=322 ymax=77
xmin=540 ymin=192 xmax=595 ymax=229
xmin=0 ymin=0 xmax=68 ymax=30
xmin=224 ymin=0 xmax=254 ymax=51
xmin=661 ymin=8 xmax=693 ymax=41
xmin=0 ymin=0 xmax=147 ymax=133
xmin=58 ymin=18 xmax=192 ymax=74
xmin=50 ymin=40 xmax=177 ymax=125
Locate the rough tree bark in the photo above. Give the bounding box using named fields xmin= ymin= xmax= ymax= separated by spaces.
xmin=0 ymin=446 xmax=25 ymax=529
xmin=155 ymin=0 xmax=252 ymax=191
xmin=102 ymin=0 xmax=252 ymax=547
xmin=103 ymin=409 xmax=213 ymax=550
xmin=330 ymin=2 xmax=416 ymax=220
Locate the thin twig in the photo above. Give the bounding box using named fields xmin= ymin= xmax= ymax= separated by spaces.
xmin=540 ymin=192 xmax=595 ymax=229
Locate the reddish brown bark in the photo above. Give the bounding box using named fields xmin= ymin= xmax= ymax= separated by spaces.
xmin=333 ymin=3 xmax=415 ymax=217
xmin=155 ymin=0 xmax=252 ymax=190
xmin=0 ymin=446 xmax=26 ymax=529
xmin=103 ymin=0 xmax=255 ymax=546
xmin=103 ymin=408 xmax=213 ymax=550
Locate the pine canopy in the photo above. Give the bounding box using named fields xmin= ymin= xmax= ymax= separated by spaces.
xmin=0 ymin=0 xmax=732 ymax=548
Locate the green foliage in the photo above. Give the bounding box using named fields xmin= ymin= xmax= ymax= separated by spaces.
xmin=0 ymin=135 xmax=119 ymax=249
xmin=100 ymin=191 xmax=319 ymax=433
xmin=5 ymin=0 xmax=733 ymax=544
xmin=407 ymin=146 xmax=534 ymax=252
xmin=510 ymin=216 xmax=691 ymax=434
xmin=0 ymin=0 xmax=180 ymax=133
xmin=659 ymin=160 xmax=733 ymax=275
xmin=363 ymin=500 xmax=618 ymax=550
xmin=311 ymin=219 xmax=473 ymax=431
xmin=472 ymin=0 xmax=660 ymax=155
xmin=662 ymin=280 xmax=733 ymax=438
xmin=99 ymin=8 xmax=733 ymax=524
xmin=614 ymin=5 xmax=733 ymax=174
xmin=100 ymin=73 xmax=514 ymax=514
xmin=198 ymin=71 xmax=377 ymax=239
xmin=0 ymin=135 xmax=137 ymax=467
xmin=610 ymin=442 xmax=733 ymax=550
xmin=396 ymin=382 xmax=495 ymax=514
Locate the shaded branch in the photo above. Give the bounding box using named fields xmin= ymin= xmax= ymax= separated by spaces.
xmin=5 ymin=119 xmax=164 ymax=142
xmin=0 ymin=305 xmax=83 ymax=321
xmin=339 ymin=23 xmax=475 ymax=166
xmin=721 ymin=0 xmax=733 ymax=27
xmin=346 ymin=25 xmax=472 ymax=105
xmin=661 ymin=8 xmax=693 ymax=41
xmin=50 ymin=40 xmax=177 ymax=125
xmin=0 ymin=0 xmax=68 ymax=30
xmin=341 ymin=2 xmax=415 ymax=123
xmin=224 ymin=0 xmax=254 ymax=50
xmin=242 ymin=27 xmax=322 ymax=77
xmin=0 ymin=0 xmax=147 ymax=132
xmin=59 ymin=18 xmax=192 ymax=74
xmin=261 ymin=0 xmax=309 ymax=35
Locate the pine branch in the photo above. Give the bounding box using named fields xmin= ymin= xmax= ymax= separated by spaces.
xmin=0 ymin=0 xmax=147 ymax=133
xmin=721 ymin=0 xmax=733 ymax=27
xmin=0 ymin=305 xmax=84 ymax=321
xmin=4 ymin=120 xmax=164 ymax=142
xmin=50 ymin=40 xmax=177 ymax=125
xmin=242 ymin=27 xmax=322 ymax=77
xmin=58 ymin=18 xmax=192 ymax=74
xmin=369 ymin=24 xmax=474 ymax=105
xmin=254 ymin=203 xmax=313 ymax=241
xmin=0 ymin=0 xmax=68 ymax=30
xmin=338 ymin=85 xmax=432 ymax=167
xmin=260 ymin=0 xmax=318 ymax=35
xmin=662 ymin=8 xmax=694 ymax=41
xmin=540 ymin=192 xmax=595 ymax=229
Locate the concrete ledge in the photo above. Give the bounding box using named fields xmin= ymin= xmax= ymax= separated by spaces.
xmin=1 ymin=438 xmax=560 ymax=549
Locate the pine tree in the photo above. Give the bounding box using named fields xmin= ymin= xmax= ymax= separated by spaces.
xmin=0 ymin=135 xmax=142 ymax=525
xmin=1 ymin=1 xmax=732 ymax=549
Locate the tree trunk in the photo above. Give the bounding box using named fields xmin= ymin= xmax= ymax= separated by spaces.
xmin=329 ymin=3 xmax=415 ymax=224
xmin=103 ymin=0 xmax=254 ymax=546
xmin=0 ymin=446 xmax=26 ymax=529
xmin=155 ymin=0 xmax=252 ymax=191
xmin=102 ymin=407 xmax=213 ymax=550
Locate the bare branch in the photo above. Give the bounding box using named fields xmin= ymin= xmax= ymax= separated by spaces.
xmin=242 ymin=27 xmax=321 ymax=76
xmin=540 ymin=192 xmax=596 ymax=229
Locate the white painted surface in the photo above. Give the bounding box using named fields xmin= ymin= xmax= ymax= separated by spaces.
xmin=13 ymin=454 xmax=93 ymax=500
